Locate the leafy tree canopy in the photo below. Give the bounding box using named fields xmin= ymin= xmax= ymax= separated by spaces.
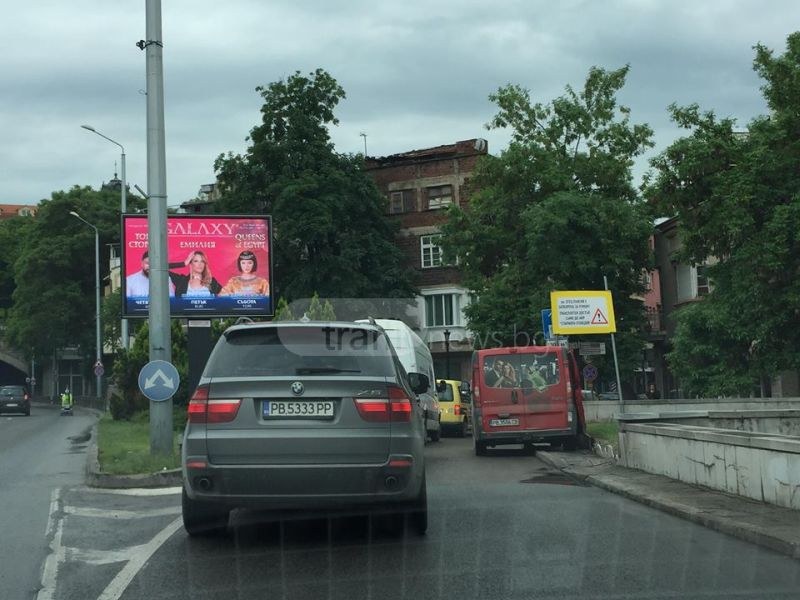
xmin=4 ymin=185 xmax=145 ymax=360
xmin=441 ymin=66 xmax=654 ymax=374
xmin=647 ymin=32 xmax=800 ymax=394
xmin=213 ymin=68 xmax=416 ymax=302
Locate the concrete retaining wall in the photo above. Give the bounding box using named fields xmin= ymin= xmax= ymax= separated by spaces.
xmin=584 ymin=398 xmax=800 ymax=422
xmin=619 ymin=422 xmax=800 ymax=510
xmin=646 ymin=410 xmax=800 ymax=437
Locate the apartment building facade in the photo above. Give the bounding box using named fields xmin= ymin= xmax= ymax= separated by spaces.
xmin=364 ymin=139 xmax=489 ymax=381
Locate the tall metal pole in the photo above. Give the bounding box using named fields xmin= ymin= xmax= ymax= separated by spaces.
xmin=70 ymin=211 xmax=103 ymax=400
xmin=80 ymin=125 xmax=129 ymax=350
xmin=94 ymin=227 xmax=102 ymax=400
xmin=145 ymin=0 xmax=173 ymax=455
xmin=120 ymin=150 xmax=128 ymax=349
xmin=604 ymin=275 xmax=624 ymax=405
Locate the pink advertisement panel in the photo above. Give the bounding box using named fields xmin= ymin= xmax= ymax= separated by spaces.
xmin=122 ymin=215 xmax=273 ymax=317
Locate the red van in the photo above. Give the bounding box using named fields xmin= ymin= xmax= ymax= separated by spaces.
xmin=470 ymin=346 xmax=588 ymax=455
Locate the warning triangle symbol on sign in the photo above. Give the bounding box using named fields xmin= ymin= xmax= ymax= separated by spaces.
xmin=591 ymin=308 xmax=609 ymax=325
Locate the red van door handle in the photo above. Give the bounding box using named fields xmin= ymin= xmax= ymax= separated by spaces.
xmin=511 ymin=390 xmax=518 ymax=404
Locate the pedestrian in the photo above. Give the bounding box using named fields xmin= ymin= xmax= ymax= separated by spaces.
xmin=647 ymin=383 xmax=661 ymax=400
xmin=60 ymin=387 xmax=73 ymax=413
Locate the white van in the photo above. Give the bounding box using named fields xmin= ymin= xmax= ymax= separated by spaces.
xmin=356 ymin=318 xmax=442 ymax=442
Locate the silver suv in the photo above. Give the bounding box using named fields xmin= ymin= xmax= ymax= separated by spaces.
xmin=181 ymin=321 xmax=428 ymax=536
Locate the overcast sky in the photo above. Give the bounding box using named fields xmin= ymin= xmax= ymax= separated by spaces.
xmin=2 ymin=0 xmax=797 ymax=207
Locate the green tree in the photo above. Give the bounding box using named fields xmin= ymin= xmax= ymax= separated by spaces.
xmin=4 ymin=186 xmax=145 ymax=361
xmin=274 ymin=297 xmax=295 ymax=321
xmin=110 ymin=319 xmax=189 ymax=420
xmin=441 ymin=66 xmax=654 ymax=375
xmin=102 ymin=289 xmax=122 ymax=352
xmin=305 ymin=292 xmax=338 ymax=320
xmin=213 ymin=68 xmax=416 ymax=302
xmin=647 ymin=32 xmax=800 ymax=395
xmin=0 ymin=216 xmax=34 ymax=317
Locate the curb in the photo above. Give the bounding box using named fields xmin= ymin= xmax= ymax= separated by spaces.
xmin=537 ymin=450 xmax=800 ymax=561
xmin=584 ymin=473 xmax=800 ymax=560
xmin=85 ymin=422 xmax=183 ymax=489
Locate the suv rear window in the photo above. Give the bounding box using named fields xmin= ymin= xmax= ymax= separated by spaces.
xmin=205 ymin=326 xmax=397 ymax=378
xmin=0 ymin=386 xmax=25 ymax=395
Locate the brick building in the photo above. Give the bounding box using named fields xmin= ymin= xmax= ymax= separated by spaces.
xmin=364 ymin=138 xmax=489 ymax=381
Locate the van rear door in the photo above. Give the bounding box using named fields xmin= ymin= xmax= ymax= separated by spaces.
xmin=515 ymin=349 xmax=570 ymax=431
xmin=476 ymin=353 xmax=525 ymax=432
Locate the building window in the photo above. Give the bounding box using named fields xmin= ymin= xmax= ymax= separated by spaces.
xmin=421 ymin=235 xmax=444 ymax=268
xmin=425 ymin=294 xmax=458 ymax=327
xmin=641 ymin=270 xmax=653 ymax=291
xmin=696 ymin=265 xmax=711 ymax=296
xmin=426 ymin=185 xmax=453 ymax=210
xmin=389 ymin=190 xmax=415 ymax=214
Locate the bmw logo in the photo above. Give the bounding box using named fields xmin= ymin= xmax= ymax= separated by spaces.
xmin=291 ymin=381 xmax=305 ymax=396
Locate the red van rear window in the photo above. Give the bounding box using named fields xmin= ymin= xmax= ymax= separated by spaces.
xmin=482 ymin=351 xmax=561 ymax=390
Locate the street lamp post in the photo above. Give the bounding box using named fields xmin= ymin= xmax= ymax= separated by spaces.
xmin=444 ymin=329 xmax=451 ymax=380
xmin=81 ymin=124 xmax=128 ymax=350
xmin=70 ymin=211 xmax=102 ymax=401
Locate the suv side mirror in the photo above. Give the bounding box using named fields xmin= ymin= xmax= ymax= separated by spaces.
xmin=408 ymin=372 xmax=430 ymax=395
xmin=436 ymin=379 xmax=447 ymax=393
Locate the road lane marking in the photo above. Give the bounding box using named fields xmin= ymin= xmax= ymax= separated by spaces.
xmin=97 ymin=517 xmax=183 ymax=600
xmin=36 ymin=488 xmax=64 ymax=600
xmin=64 ymin=505 xmax=181 ymax=520
xmin=64 ymin=545 xmax=143 ymax=566
xmin=77 ymin=486 xmax=182 ymax=497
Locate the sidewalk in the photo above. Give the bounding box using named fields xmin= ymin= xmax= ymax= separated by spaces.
xmin=538 ymin=449 xmax=800 ymax=560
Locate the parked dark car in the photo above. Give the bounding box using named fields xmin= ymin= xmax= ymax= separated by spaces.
xmin=0 ymin=385 xmax=31 ymax=416
xmin=181 ymin=321 xmax=429 ymax=537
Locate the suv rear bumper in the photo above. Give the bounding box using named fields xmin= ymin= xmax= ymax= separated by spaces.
xmin=183 ymin=458 xmax=424 ymax=509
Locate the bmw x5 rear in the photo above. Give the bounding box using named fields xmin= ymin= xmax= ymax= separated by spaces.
xmin=181 ymin=321 xmax=428 ymax=536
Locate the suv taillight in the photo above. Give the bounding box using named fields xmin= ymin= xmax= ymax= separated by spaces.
xmin=454 ymin=404 xmax=461 ymax=416
xmin=188 ymin=385 xmax=241 ymax=424
xmin=354 ymin=386 xmax=412 ymax=423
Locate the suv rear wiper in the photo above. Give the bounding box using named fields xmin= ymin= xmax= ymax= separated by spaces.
xmin=295 ymin=367 xmax=362 ymax=375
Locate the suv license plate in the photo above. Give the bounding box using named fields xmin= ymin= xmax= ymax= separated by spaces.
xmin=263 ymin=401 xmax=335 ymax=418
xmin=490 ymin=418 xmax=519 ymax=427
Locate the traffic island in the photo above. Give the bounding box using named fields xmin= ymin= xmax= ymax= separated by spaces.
xmin=86 ymin=412 xmax=182 ymax=488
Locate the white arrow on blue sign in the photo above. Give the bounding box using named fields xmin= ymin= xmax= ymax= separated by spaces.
xmin=138 ymin=360 xmax=180 ymax=402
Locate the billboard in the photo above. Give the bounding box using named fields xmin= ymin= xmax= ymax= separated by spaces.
xmin=122 ymin=214 xmax=273 ymax=318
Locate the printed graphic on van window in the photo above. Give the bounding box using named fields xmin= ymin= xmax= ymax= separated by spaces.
xmin=482 ymin=353 xmax=560 ymax=390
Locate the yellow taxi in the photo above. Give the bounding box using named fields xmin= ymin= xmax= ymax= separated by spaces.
xmin=436 ymin=379 xmax=472 ymax=437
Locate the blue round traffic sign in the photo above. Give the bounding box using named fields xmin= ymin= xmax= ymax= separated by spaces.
xmin=582 ymin=364 xmax=598 ymax=382
xmin=138 ymin=360 xmax=180 ymax=402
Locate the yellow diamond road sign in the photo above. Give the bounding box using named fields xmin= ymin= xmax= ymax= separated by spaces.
xmin=550 ymin=290 xmax=617 ymax=335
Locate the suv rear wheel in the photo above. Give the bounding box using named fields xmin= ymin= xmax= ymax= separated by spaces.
xmin=182 ymin=488 xmax=230 ymax=537
xmin=474 ymin=438 xmax=488 ymax=456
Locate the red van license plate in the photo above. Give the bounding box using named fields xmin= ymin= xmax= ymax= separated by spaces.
xmin=490 ymin=418 xmax=519 ymax=427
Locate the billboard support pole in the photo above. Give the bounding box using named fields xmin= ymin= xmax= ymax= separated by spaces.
xmin=145 ymin=0 xmax=173 ymax=456
xmin=187 ymin=320 xmax=214 ymax=398
xmin=604 ymin=275 xmax=624 ymax=406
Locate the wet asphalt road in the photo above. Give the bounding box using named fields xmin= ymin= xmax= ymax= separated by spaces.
xmin=0 ymin=403 xmax=96 ymax=600
xmin=27 ymin=435 xmax=800 ymax=600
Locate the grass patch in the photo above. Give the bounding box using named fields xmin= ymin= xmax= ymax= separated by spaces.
xmin=587 ymin=421 xmax=619 ymax=448
xmin=98 ymin=412 xmax=182 ymax=475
